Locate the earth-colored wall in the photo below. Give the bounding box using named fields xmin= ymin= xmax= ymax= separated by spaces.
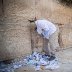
xmin=0 ymin=0 xmax=72 ymax=60
xmin=0 ymin=0 xmax=34 ymax=60
xmin=34 ymin=0 xmax=72 ymax=49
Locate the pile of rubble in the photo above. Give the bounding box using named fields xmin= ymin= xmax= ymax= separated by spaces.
xmin=0 ymin=52 xmax=60 ymax=72
xmin=24 ymin=52 xmax=60 ymax=70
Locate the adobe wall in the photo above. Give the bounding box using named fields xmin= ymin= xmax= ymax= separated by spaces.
xmin=0 ymin=0 xmax=72 ymax=60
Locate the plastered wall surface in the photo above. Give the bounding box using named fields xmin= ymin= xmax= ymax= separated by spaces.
xmin=0 ymin=0 xmax=72 ymax=60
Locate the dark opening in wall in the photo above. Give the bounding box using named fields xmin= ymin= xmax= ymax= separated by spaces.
xmin=59 ymin=0 xmax=72 ymax=7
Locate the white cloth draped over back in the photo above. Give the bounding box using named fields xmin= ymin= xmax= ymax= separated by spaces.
xmin=35 ymin=19 xmax=56 ymax=39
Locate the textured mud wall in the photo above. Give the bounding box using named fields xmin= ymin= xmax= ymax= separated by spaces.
xmin=0 ymin=0 xmax=35 ymax=60
xmin=0 ymin=0 xmax=72 ymax=60
xmin=32 ymin=0 xmax=72 ymax=51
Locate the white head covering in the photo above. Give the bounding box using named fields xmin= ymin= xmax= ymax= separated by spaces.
xmin=35 ymin=19 xmax=49 ymax=34
xmin=35 ymin=21 xmax=42 ymax=34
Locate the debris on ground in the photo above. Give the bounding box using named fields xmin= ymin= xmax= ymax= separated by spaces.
xmin=24 ymin=52 xmax=60 ymax=71
xmin=0 ymin=52 xmax=60 ymax=72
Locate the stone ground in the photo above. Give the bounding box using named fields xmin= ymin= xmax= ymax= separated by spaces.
xmin=15 ymin=47 xmax=72 ymax=72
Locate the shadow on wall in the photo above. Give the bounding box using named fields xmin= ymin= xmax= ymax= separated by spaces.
xmin=58 ymin=0 xmax=72 ymax=7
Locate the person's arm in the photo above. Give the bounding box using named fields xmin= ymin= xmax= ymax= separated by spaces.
xmin=37 ymin=26 xmax=43 ymax=34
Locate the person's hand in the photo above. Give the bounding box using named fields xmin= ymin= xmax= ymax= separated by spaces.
xmin=34 ymin=27 xmax=37 ymax=31
xmin=28 ymin=17 xmax=37 ymax=23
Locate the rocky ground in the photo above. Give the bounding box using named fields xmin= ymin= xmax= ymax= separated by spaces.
xmin=15 ymin=47 xmax=72 ymax=72
xmin=0 ymin=47 xmax=72 ymax=72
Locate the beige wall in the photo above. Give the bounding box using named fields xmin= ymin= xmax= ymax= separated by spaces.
xmin=0 ymin=0 xmax=72 ymax=60
xmin=0 ymin=0 xmax=34 ymax=60
xmin=34 ymin=0 xmax=72 ymax=48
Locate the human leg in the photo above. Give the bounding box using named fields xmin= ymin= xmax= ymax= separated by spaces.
xmin=42 ymin=38 xmax=51 ymax=56
xmin=49 ymin=25 xmax=60 ymax=61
